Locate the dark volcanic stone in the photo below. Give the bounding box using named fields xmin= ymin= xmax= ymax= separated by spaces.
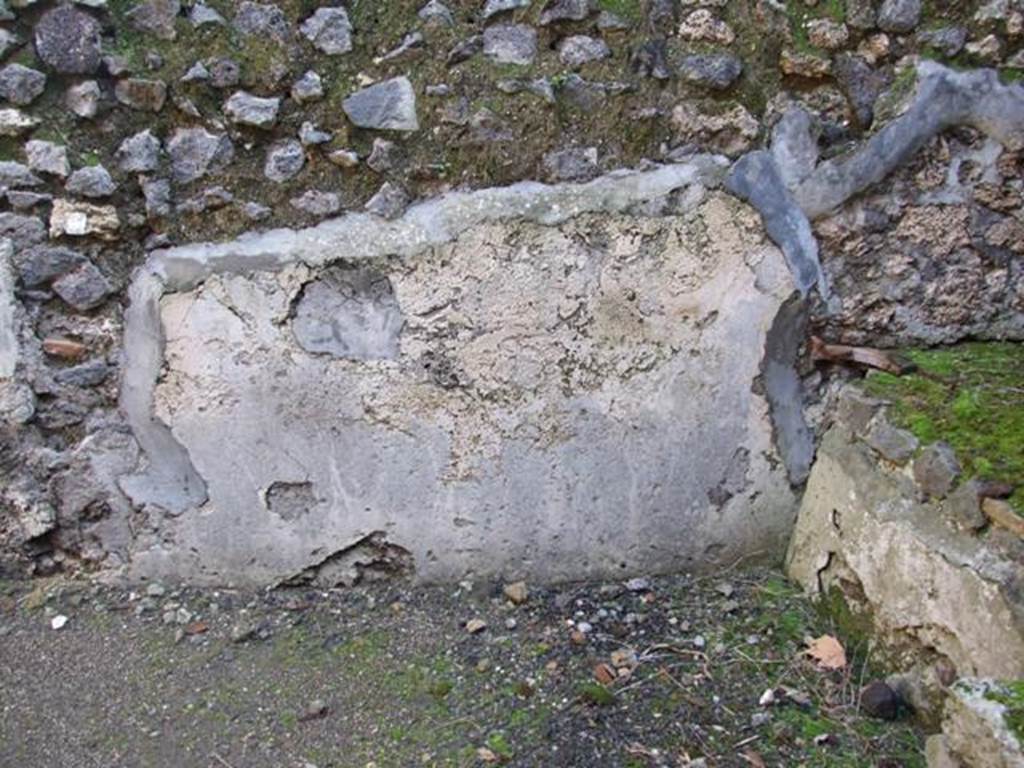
xmin=834 ymin=54 xmax=890 ymax=129
xmin=860 ymin=681 xmax=901 ymax=721
xmin=34 ymin=6 xmax=103 ymax=75
xmin=0 ymin=64 xmax=46 ymax=106
xmin=13 ymin=245 xmax=85 ymax=287
xmin=52 ymin=262 xmax=113 ymax=311
xmin=679 ymin=53 xmax=743 ymax=90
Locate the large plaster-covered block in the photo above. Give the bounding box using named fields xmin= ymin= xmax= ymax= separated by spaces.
xmin=123 ymin=188 xmax=800 ymax=586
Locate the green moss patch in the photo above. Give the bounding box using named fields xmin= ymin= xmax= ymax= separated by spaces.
xmin=862 ymin=342 xmax=1024 ymax=513
xmin=984 ymin=680 xmax=1024 ymax=743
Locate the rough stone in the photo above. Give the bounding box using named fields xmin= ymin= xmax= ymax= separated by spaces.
xmin=327 ymin=149 xmax=360 ymax=168
xmin=631 ymin=39 xmax=669 ymax=80
xmin=447 ymin=35 xmax=483 ymax=66
xmin=942 ymin=679 xmax=1024 ymax=768
xmin=114 ymin=78 xmax=167 ymax=112
xmin=65 ymin=165 xmax=116 ymax=198
xmin=13 ymin=244 xmax=85 ymax=287
xmin=291 ymin=71 xmax=323 ymax=104
xmin=483 ymin=24 xmax=537 ymax=65
xmin=55 ymin=360 xmax=109 ymax=388
xmin=343 ymin=77 xmax=419 ymax=132
xmin=67 ymin=80 xmax=102 ymax=118
xmin=263 ymin=139 xmax=305 ymax=183
xmin=539 ymin=0 xmax=591 ymax=25
xmin=0 ymin=64 xmax=46 ymax=106
xmin=678 ymin=10 xmax=734 ymax=45
xmin=860 ymin=681 xmax=902 ymax=721
xmin=913 ymin=442 xmax=961 ymax=499
xmin=233 ymin=1 xmax=290 ymax=42
xmin=5 ymin=190 xmax=49 ymax=210
xmin=482 ymin=0 xmax=529 ymax=19
xmin=542 ymin=146 xmax=598 ymax=181
xmin=679 ymin=53 xmax=743 ymax=90
xmin=833 ymin=54 xmax=889 ymax=128
xmin=558 ymin=35 xmax=610 ymax=68
xmin=806 ymin=19 xmax=849 ymax=50
xmin=877 ymin=0 xmax=922 ymax=34
xmin=0 ymin=108 xmax=38 ymax=136
xmin=0 ymin=29 xmax=17 ymax=60
xmin=207 ymin=58 xmax=240 ymax=89
xmin=834 ymin=386 xmax=882 ymax=435
xmin=181 ymin=61 xmax=209 ymax=83
xmin=300 ymin=7 xmax=353 ymax=55
xmin=925 ymin=735 xmax=960 ymax=768
xmin=779 ymin=49 xmax=832 ymax=79
xmin=965 ymin=34 xmax=1003 ymax=65
xmin=367 ymin=138 xmax=396 ymax=173
xmin=0 ymin=212 xmax=45 ymax=251
xmin=224 ymin=91 xmax=280 ymax=128
xmin=672 ymin=103 xmax=759 ymax=158
xmin=298 ymin=121 xmax=331 ymax=146
xmin=116 ymin=130 xmax=161 ymax=173
xmin=420 ymin=0 xmax=454 ymax=26
xmin=863 ymin=416 xmax=919 ymax=464
xmin=52 ymin=261 xmax=112 ymax=310
xmin=364 ymin=181 xmax=409 ymax=219
xmin=503 ymin=581 xmax=529 ymax=604
xmin=189 ymin=2 xmax=224 ymax=27
xmin=126 ymin=0 xmax=180 ymax=41
xmin=787 ymin=422 xmax=1024 ymax=688
xmin=0 ymin=161 xmax=40 ymax=189
xmin=34 ymin=5 xmax=103 ymax=74
xmin=944 ymin=479 xmax=989 ymax=532
xmin=24 ymin=140 xmax=68 ymax=178
xmin=168 ymin=128 xmax=233 ymax=183
xmin=918 ymin=26 xmax=968 ymax=57
xmin=290 ymin=190 xmax=341 ymax=218
xmin=846 ymin=0 xmax=876 ymax=30
xmin=142 ymin=177 xmax=172 ymax=219
xmin=49 ymin=199 xmax=119 ymax=240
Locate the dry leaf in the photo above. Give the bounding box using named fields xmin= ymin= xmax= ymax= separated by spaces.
xmin=593 ymin=663 xmax=616 ymax=685
xmin=806 ymin=634 xmax=847 ymax=670
xmin=476 ymin=747 xmax=499 ymax=763
xmin=184 ymin=620 xmax=208 ymax=635
xmin=740 ymin=750 xmax=767 ymax=768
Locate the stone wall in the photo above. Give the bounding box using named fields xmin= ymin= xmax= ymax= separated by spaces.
xmin=0 ymin=0 xmax=1023 ymax=584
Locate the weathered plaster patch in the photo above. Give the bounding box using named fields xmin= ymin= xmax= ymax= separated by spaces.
xmin=117 ymin=160 xmax=804 ymax=585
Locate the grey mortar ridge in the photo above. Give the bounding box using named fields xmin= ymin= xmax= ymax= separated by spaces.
xmin=119 ymin=157 xmax=730 ymax=514
xmin=0 ymin=238 xmax=17 ymax=379
xmin=728 ymin=62 xmax=1024 ymax=299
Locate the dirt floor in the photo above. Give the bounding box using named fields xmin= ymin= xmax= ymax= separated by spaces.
xmin=0 ymin=568 xmax=924 ymax=768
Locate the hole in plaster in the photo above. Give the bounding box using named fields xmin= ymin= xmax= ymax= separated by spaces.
xmin=291 ymin=264 xmax=403 ymax=360
xmin=281 ymin=531 xmax=414 ymax=588
xmin=265 ymin=481 xmax=317 ymax=522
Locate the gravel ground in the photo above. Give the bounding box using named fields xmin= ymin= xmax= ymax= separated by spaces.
xmin=0 ymin=568 xmax=924 ymax=767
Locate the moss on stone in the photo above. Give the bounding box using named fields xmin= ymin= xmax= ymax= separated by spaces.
xmin=983 ymin=680 xmax=1024 ymax=743
xmin=596 ymin=0 xmax=643 ymax=23
xmin=862 ymin=342 xmax=1024 ymax=513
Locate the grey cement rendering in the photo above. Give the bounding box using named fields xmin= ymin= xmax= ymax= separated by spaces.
xmin=728 ymin=62 xmax=1024 ymax=301
xmin=0 ymin=238 xmax=16 ymax=378
xmin=116 ymin=159 xmax=804 ymax=586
